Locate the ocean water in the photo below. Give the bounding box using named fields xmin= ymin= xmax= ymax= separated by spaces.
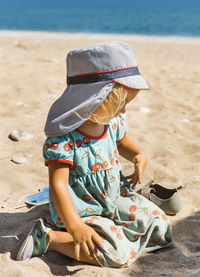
xmin=0 ymin=0 xmax=200 ymax=36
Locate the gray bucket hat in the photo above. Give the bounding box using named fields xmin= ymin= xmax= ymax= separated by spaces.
xmin=44 ymin=41 xmax=149 ymax=137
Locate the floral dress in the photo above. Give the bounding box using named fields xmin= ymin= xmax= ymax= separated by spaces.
xmin=43 ymin=115 xmax=174 ymax=268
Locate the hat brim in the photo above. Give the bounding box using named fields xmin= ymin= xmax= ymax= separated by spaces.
xmin=44 ymin=75 xmax=149 ymax=137
xmin=113 ymin=75 xmax=150 ymax=90
xmin=44 ymin=81 xmax=115 ymax=137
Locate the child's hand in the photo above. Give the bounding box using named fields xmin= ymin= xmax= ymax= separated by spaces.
xmin=125 ymin=152 xmax=147 ymax=188
xmin=71 ymin=222 xmax=103 ymax=261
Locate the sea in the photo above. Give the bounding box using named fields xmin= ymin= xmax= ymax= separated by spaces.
xmin=0 ymin=0 xmax=200 ymax=37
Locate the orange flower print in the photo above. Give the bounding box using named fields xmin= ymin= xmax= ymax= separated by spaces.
xmin=129 ymin=213 xmax=135 ymax=221
xmin=112 ymin=123 xmax=117 ymax=130
xmin=91 ymin=164 xmax=100 ymax=172
xmin=114 ymin=149 xmax=118 ymax=156
xmin=102 ymin=161 xmax=108 ymax=169
xmin=153 ymin=210 xmax=161 ymax=215
xmin=69 ymin=140 xmax=74 ymax=147
xmin=82 ymin=194 xmax=90 ymax=201
xmin=129 ymin=251 xmax=136 ymax=259
xmin=115 ymin=259 xmax=121 ymax=264
xmin=110 ymin=226 xmax=117 ymax=232
xmin=64 ymin=143 xmax=70 ymax=151
xmin=91 ymin=216 xmax=99 ymax=220
xmin=85 ymin=219 xmax=93 ymax=224
xmin=83 ymin=137 xmax=90 ymax=144
xmin=162 ymin=214 xmax=167 ymax=221
xmin=110 ymin=158 xmax=115 ymax=165
xmin=45 ymin=143 xmax=49 ymax=151
xmin=50 ymin=142 xmax=58 ymax=150
xmin=76 ymin=139 xmax=82 ymax=148
xmin=129 ymin=205 xmax=136 ymax=212
xmin=116 ymin=233 xmax=122 ymax=240
xmin=120 ymin=117 xmax=124 ymax=126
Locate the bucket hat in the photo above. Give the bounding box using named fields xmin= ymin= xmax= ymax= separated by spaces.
xmin=44 ymin=41 xmax=149 ymax=137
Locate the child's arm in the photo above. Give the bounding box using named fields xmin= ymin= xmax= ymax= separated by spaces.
xmin=48 ymin=163 xmax=103 ymax=260
xmin=117 ymin=135 xmax=147 ymax=188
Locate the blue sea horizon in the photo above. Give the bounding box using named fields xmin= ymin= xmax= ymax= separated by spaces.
xmin=0 ymin=0 xmax=200 ymax=37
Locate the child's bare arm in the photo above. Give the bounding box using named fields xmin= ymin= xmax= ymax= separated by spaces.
xmin=117 ymin=135 xmax=147 ymax=187
xmin=48 ymin=163 xmax=103 ymax=260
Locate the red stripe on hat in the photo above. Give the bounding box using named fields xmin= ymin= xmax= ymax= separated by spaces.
xmin=113 ymin=79 xmax=150 ymax=90
xmin=72 ymin=66 xmax=138 ymax=77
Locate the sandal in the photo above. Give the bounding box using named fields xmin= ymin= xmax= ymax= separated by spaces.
xmin=136 ymin=180 xmax=183 ymax=215
xmin=17 ymin=218 xmax=51 ymax=261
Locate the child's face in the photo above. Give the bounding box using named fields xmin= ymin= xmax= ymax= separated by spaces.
xmin=114 ymin=89 xmax=139 ymax=118
xmin=88 ymin=87 xmax=139 ymax=125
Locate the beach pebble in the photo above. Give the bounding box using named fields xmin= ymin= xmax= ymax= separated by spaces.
xmin=13 ymin=39 xmax=31 ymax=50
xmin=15 ymin=101 xmax=25 ymax=107
xmin=8 ymin=129 xmax=34 ymax=141
xmin=139 ymin=107 xmax=151 ymax=114
xmin=11 ymin=156 xmax=27 ymax=164
xmin=179 ymin=118 xmax=190 ymax=123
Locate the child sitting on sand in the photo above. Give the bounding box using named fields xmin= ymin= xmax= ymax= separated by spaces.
xmin=17 ymin=41 xmax=174 ymax=267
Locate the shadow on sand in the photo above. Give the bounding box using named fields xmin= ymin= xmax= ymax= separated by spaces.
xmin=1 ymin=205 xmax=200 ymax=276
xmin=0 ymin=204 xmax=84 ymax=276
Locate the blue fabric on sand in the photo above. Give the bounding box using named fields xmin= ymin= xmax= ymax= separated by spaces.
xmin=43 ymin=115 xmax=174 ymax=268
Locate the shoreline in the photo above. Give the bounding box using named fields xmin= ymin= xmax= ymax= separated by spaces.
xmin=0 ymin=29 xmax=200 ymax=44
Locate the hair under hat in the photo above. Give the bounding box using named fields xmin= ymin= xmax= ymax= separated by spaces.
xmin=44 ymin=41 xmax=149 ymax=137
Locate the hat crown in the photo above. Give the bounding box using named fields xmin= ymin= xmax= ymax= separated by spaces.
xmin=67 ymin=41 xmax=137 ymax=76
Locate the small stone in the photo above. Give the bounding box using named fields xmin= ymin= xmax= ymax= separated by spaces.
xmin=11 ymin=156 xmax=27 ymax=164
xmin=13 ymin=39 xmax=31 ymax=50
xmin=179 ymin=118 xmax=190 ymax=123
xmin=140 ymin=107 xmax=151 ymax=114
xmin=8 ymin=129 xmax=34 ymax=141
xmin=15 ymin=101 xmax=24 ymax=106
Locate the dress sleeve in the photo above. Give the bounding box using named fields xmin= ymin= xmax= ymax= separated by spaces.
xmin=43 ymin=135 xmax=74 ymax=166
xmin=115 ymin=114 xmax=127 ymax=143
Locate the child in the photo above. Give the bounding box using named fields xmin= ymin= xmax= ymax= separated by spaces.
xmin=17 ymin=41 xmax=174 ymax=268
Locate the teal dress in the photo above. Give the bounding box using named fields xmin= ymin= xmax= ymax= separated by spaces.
xmin=43 ymin=115 xmax=174 ymax=268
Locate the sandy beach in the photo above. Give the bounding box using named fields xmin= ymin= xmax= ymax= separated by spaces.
xmin=0 ymin=30 xmax=200 ymax=277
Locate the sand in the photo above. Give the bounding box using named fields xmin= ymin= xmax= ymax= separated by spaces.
xmin=0 ymin=30 xmax=200 ymax=277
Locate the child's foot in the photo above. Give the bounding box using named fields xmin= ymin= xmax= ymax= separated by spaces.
xmin=17 ymin=218 xmax=51 ymax=261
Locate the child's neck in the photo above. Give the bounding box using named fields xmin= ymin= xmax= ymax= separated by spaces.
xmin=77 ymin=120 xmax=106 ymax=137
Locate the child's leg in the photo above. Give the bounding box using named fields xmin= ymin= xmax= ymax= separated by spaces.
xmin=47 ymin=230 xmax=99 ymax=266
xmin=17 ymin=219 xmax=99 ymax=265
